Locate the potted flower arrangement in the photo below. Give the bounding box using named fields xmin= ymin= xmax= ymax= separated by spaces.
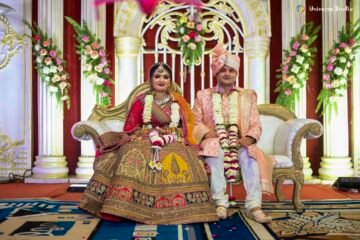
xmin=24 ymin=21 xmax=71 ymax=109
xmin=175 ymin=8 xmax=204 ymax=67
xmin=275 ymin=22 xmax=320 ymax=112
xmin=316 ymin=19 xmax=360 ymax=116
xmin=65 ymin=17 xmax=113 ymax=107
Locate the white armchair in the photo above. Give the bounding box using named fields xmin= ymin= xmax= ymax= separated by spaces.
xmin=257 ymin=104 xmax=323 ymax=211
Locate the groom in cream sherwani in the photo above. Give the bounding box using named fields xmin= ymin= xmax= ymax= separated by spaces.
xmin=192 ymin=44 xmax=273 ymax=223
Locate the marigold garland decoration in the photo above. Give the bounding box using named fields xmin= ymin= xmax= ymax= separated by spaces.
xmin=65 ymin=17 xmax=113 ymax=107
xmin=175 ymin=9 xmax=204 ymax=67
xmin=316 ymin=19 xmax=360 ymax=116
xmin=275 ymin=22 xmax=320 ymax=112
xmin=24 ymin=21 xmax=71 ymax=109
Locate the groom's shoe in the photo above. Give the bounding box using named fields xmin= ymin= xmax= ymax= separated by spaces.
xmin=246 ymin=207 xmax=272 ymax=223
xmin=216 ymin=206 xmax=227 ymax=219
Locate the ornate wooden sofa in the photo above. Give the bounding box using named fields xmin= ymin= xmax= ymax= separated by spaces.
xmin=72 ymin=83 xmax=323 ymax=211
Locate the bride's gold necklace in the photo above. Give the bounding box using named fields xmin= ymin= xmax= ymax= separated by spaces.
xmin=154 ymin=95 xmax=171 ymax=106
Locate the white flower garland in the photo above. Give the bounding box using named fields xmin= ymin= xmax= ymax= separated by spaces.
xmin=142 ymin=94 xmax=180 ymax=171
xmin=212 ymin=92 xmax=241 ymax=182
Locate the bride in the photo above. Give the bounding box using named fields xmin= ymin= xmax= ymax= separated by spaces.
xmin=79 ymin=62 xmax=218 ymax=224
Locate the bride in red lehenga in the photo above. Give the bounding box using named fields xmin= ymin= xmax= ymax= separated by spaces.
xmin=79 ymin=62 xmax=218 ymax=224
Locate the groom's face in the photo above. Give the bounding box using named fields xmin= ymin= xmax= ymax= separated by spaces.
xmin=216 ymin=65 xmax=237 ymax=87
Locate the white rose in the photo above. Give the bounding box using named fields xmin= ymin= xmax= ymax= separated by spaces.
xmin=295 ymin=55 xmax=304 ymax=64
xmin=88 ymin=74 xmax=97 ymax=83
xmin=36 ymin=57 xmax=42 ymax=63
xmin=331 ymin=80 xmax=340 ymax=88
xmin=34 ymin=44 xmax=41 ymax=51
xmin=339 ymin=78 xmax=347 ymax=85
xmin=44 ymin=76 xmax=50 ymax=82
xmin=96 ymin=77 xmax=104 ymax=85
xmin=342 ymin=68 xmax=348 ymax=76
xmin=298 ymin=72 xmax=306 ymax=80
xmin=50 ymin=65 xmax=58 ymax=73
xmin=349 ymin=54 xmax=354 ymax=60
xmin=291 ymin=65 xmax=300 ymax=74
xmin=304 ymin=63 xmax=309 ymax=70
xmin=59 ymin=81 xmax=67 ymax=90
xmin=43 ymin=67 xmax=50 ymax=74
xmin=334 ymin=67 xmax=343 ymax=76
xmin=84 ymin=64 xmax=92 ymax=71
xmin=339 ymin=57 xmax=346 ymax=63
xmin=293 ymin=83 xmax=301 ymax=88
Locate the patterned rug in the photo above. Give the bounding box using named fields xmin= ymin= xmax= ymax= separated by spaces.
xmin=0 ymin=199 xmax=359 ymax=239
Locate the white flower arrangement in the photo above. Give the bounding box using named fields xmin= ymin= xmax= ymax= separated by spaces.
xmin=275 ymin=22 xmax=320 ymax=112
xmin=25 ymin=21 xmax=71 ymax=109
xmin=143 ymin=95 xmax=154 ymax=128
xmin=169 ymin=103 xmax=180 ymax=128
xmin=316 ymin=19 xmax=360 ymax=116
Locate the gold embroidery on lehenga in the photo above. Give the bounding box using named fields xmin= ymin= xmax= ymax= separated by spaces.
xmin=162 ymin=153 xmax=192 ymax=183
xmin=117 ymin=148 xmax=147 ymax=180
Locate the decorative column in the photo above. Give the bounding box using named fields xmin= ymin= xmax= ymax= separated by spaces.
xmin=114 ymin=37 xmax=142 ymax=104
xmin=71 ymin=1 xmax=106 ymax=182
xmin=27 ymin=0 xmax=68 ymax=182
xmin=318 ymin=0 xmax=353 ymax=182
xmin=351 ymin=0 xmax=360 ymax=176
xmin=282 ymin=0 xmax=314 ymax=181
xmin=243 ymin=36 xmax=270 ymax=104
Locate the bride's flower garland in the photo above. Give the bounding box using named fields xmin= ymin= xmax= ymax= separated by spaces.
xmin=212 ymin=92 xmax=241 ymax=182
xmin=143 ymin=94 xmax=180 ymax=171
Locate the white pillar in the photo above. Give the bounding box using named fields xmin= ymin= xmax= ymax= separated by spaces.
xmin=115 ymin=36 xmax=142 ymax=104
xmin=28 ymin=0 xmax=68 ymax=182
xmin=351 ymin=0 xmax=360 ymax=176
xmin=72 ymin=1 xmax=107 ymax=182
xmin=243 ymin=36 xmax=270 ymax=104
xmin=281 ymin=0 xmax=314 ymax=181
xmin=319 ymin=0 xmax=353 ymax=182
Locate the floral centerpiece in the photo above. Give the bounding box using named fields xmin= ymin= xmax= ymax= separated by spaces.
xmin=275 ymin=22 xmax=320 ymax=112
xmin=24 ymin=21 xmax=71 ymax=109
xmin=65 ymin=17 xmax=113 ymax=107
xmin=175 ymin=8 xmax=204 ymax=67
xmin=316 ymin=19 xmax=360 ymax=116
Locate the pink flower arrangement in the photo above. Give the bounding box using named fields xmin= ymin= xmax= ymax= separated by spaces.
xmin=316 ymin=19 xmax=360 ymax=116
xmin=66 ymin=17 xmax=113 ymax=107
xmin=175 ymin=9 xmax=205 ymax=67
xmin=275 ymin=22 xmax=320 ymax=111
xmin=25 ymin=21 xmax=71 ymax=109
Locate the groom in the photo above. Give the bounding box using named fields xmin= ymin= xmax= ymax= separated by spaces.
xmin=192 ymin=44 xmax=273 ymax=223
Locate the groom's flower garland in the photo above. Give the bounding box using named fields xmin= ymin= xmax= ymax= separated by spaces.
xmin=143 ymin=94 xmax=180 ymax=171
xmin=212 ymin=92 xmax=240 ymax=182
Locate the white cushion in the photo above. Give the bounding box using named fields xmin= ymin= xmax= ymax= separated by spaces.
xmin=273 ymin=155 xmax=293 ymax=168
xmin=101 ymin=119 xmax=124 ymax=132
xmin=258 ymin=115 xmax=284 ymax=155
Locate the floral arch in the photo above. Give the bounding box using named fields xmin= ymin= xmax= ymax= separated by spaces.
xmin=113 ymin=0 xmax=271 ymax=105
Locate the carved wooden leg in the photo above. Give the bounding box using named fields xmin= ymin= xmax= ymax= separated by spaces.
xmin=275 ymin=177 xmax=285 ymax=202
xmin=293 ymin=174 xmax=304 ymax=212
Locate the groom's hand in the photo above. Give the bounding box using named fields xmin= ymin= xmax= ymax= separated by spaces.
xmin=203 ymin=130 xmax=217 ymax=139
xmin=238 ymin=136 xmax=256 ymax=147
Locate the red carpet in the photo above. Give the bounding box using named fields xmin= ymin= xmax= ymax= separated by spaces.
xmin=0 ymin=183 xmax=358 ymax=201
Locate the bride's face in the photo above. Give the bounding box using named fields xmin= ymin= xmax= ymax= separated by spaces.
xmin=151 ymin=68 xmax=171 ymax=93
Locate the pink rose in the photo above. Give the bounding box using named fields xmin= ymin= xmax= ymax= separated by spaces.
xmin=292 ymin=41 xmax=300 ymax=50
xmin=327 ymin=63 xmax=333 ymax=72
xmin=289 ymin=51 xmax=297 ymax=57
xmin=49 ymin=50 xmax=57 ymax=58
xmin=57 ymin=65 xmax=64 ymax=72
xmin=43 ymin=40 xmax=51 ymax=47
xmin=188 ymin=15 xmax=195 ymax=22
xmin=284 ymin=89 xmax=292 ymax=96
xmin=323 ymin=73 xmax=330 ymax=81
xmin=285 ymin=57 xmax=292 ymax=64
xmin=283 ymin=65 xmax=289 ymax=72
xmin=34 ymin=35 xmax=41 ymax=41
xmin=188 ymin=31 xmax=196 ymax=38
xmin=349 ymin=38 xmax=356 ymax=47
xmin=103 ymin=80 xmax=110 ymax=86
xmin=99 ymin=49 xmax=106 ymax=57
xmin=56 ymin=57 xmax=62 ymax=65
xmin=325 ymin=83 xmax=332 ymax=89
xmin=182 ymin=35 xmax=190 ymax=43
xmin=195 ymin=36 xmax=202 ymax=42
xmin=301 ymin=35 xmax=309 ymax=41
xmin=101 ymin=92 xmax=108 ymax=97
xmin=330 ymin=56 xmax=336 ymax=63
xmin=40 ymin=49 xmax=48 ymax=56
xmin=332 ymin=48 xmax=340 ymax=55
xmin=104 ymin=68 xmax=110 ymax=75
xmin=44 ymin=57 xmax=52 ymax=65
xmin=196 ymin=24 xmax=203 ymax=31
xmin=91 ymin=42 xmax=100 ymax=49
xmin=82 ymin=35 xmax=90 ymax=42
xmin=339 ymin=42 xmax=348 ymax=48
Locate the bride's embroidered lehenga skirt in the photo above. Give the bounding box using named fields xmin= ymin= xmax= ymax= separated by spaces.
xmin=79 ymin=138 xmax=218 ymax=224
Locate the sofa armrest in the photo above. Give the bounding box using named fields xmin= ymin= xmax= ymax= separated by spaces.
xmin=274 ymin=119 xmax=323 ymax=169
xmin=71 ymin=120 xmax=112 ymax=145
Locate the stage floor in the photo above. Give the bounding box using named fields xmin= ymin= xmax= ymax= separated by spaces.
xmin=0 ymin=183 xmax=358 ymax=201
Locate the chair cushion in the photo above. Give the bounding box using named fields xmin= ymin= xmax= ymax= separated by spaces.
xmin=272 ymin=155 xmax=293 ymax=168
xmin=258 ymin=115 xmax=284 ymax=155
xmin=101 ymin=119 xmax=124 ymax=132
